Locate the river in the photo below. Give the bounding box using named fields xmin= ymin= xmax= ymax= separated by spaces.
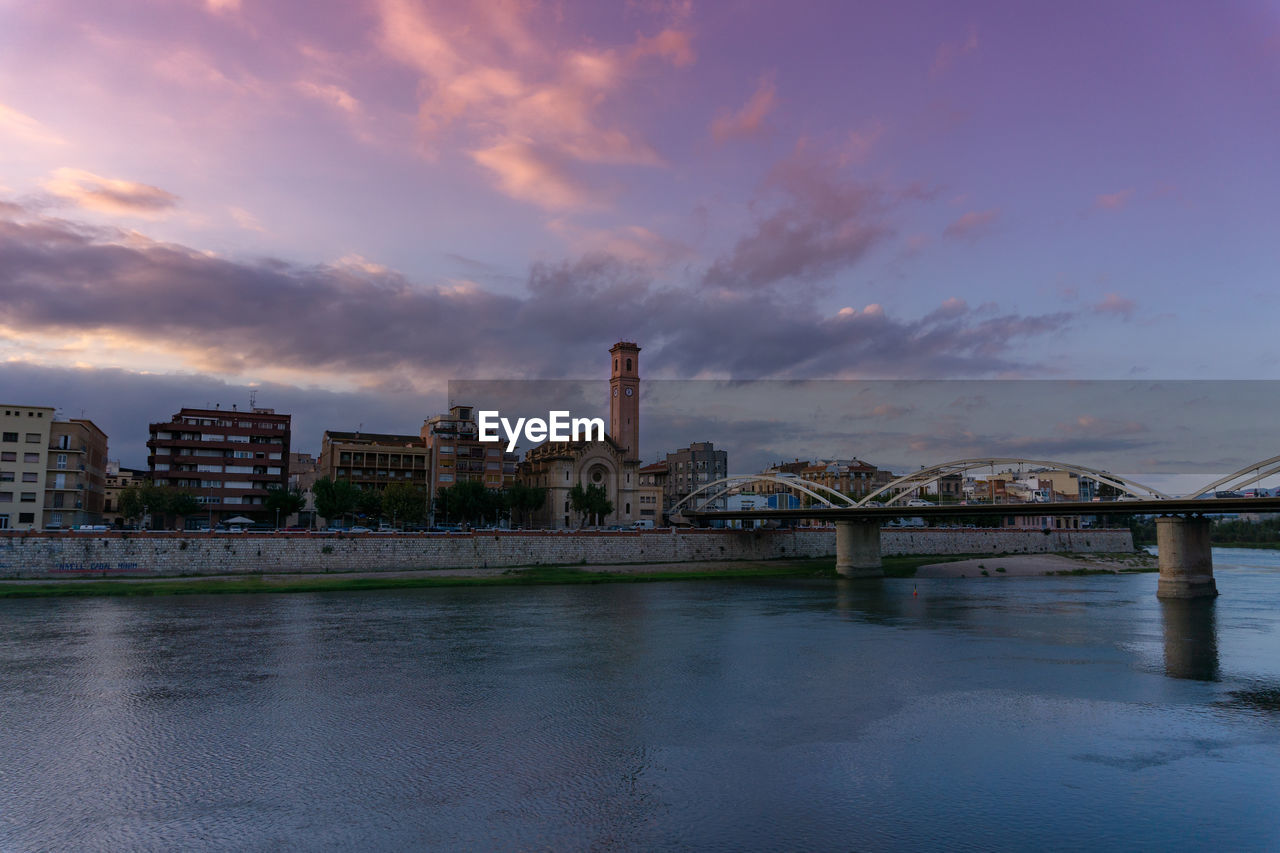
xmin=2 ymin=548 xmax=1278 ymax=850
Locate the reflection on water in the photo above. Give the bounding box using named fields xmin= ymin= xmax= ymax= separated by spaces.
xmin=2 ymin=549 xmax=1279 ymax=851
xmin=1160 ymin=599 xmax=1219 ymax=681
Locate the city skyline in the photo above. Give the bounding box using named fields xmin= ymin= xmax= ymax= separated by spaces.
xmin=3 ymin=1 xmax=1278 ymax=465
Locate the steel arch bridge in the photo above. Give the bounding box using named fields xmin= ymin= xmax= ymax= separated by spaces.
xmin=668 ymin=474 xmax=858 ymax=516
xmin=667 ymin=455 xmax=1280 ymax=519
xmin=856 ymin=457 xmax=1173 ymax=506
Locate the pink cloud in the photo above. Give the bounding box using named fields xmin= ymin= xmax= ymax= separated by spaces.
xmin=932 ymin=25 xmax=978 ymax=76
xmin=470 ymin=140 xmax=599 ymax=210
xmin=710 ymin=75 xmax=778 ymax=143
xmin=43 ymin=168 xmax=179 ymax=218
xmin=944 ymin=209 xmax=999 ymax=240
xmin=548 ymin=219 xmax=689 ymax=266
xmin=1093 ymin=292 xmax=1136 ymax=320
xmin=374 ymin=0 xmax=674 ymax=206
xmin=631 ymin=29 xmax=696 ymax=67
xmin=1094 ymin=189 xmax=1133 ymax=211
xmin=845 ymin=121 xmax=884 ymax=163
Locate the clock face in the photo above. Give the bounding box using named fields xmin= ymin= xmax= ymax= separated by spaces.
xmin=624 ymin=387 xmax=634 ymax=397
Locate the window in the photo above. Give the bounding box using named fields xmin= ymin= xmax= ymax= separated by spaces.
xmin=2 ymin=432 xmax=16 ymax=442
xmin=0 ymin=492 xmax=11 ymax=502
xmin=23 ymin=453 xmax=39 ymax=463
xmin=0 ymin=453 xmax=12 ymax=463
xmin=437 ymin=473 xmax=453 ymax=483
xmin=25 ymin=433 xmax=40 ymax=443
xmin=54 ymin=474 xmax=65 ymax=489
xmin=22 ymin=472 xmax=37 ymax=483
xmin=52 ymin=493 xmax=64 ymax=508
xmin=56 ymin=454 xmax=67 ymax=469
xmin=0 ymin=472 xmax=9 ymax=482
xmin=0 ymin=515 xmax=7 ymax=529
xmin=56 ymin=435 xmax=70 ymax=449
xmin=20 ymin=492 xmax=36 ymax=502
xmin=18 ymin=513 xmax=33 ymax=524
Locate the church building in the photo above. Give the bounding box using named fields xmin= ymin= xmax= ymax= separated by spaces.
xmin=519 ymin=342 xmax=643 ymax=529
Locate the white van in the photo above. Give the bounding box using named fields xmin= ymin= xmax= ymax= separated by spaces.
xmin=632 ymin=519 xmax=654 ymax=529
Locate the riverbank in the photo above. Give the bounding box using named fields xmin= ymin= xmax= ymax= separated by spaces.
xmin=0 ymin=558 xmax=840 ymax=598
xmin=916 ymin=551 xmax=1156 ymax=578
xmin=0 ymin=551 xmax=1153 ymax=597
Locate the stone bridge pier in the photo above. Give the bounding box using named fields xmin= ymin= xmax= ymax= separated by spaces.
xmin=1156 ymin=516 xmax=1217 ymax=599
xmin=835 ymin=519 xmax=883 ymax=578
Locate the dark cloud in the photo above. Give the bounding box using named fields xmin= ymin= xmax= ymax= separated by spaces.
xmin=0 ymin=202 xmax=1072 ymax=383
xmin=702 ymin=144 xmax=890 ymax=290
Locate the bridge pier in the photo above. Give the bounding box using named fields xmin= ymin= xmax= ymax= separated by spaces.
xmin=1156 ymin=516 xmax=1217 ymax=599
xmin=835 ymin=519 xmax=882 ymax=578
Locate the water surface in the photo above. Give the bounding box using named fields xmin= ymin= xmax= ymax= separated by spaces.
xmin=2 ymin=549 xmax=1278 ymax=850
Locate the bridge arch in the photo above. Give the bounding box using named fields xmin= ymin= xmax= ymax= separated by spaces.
xmin=1186 ymin=454 xmax=1280 ymax=498
xmin=668 ymin=474 xmax=857 ymax=516
xmin=856 ymin=457 xmax=1171 ymax=506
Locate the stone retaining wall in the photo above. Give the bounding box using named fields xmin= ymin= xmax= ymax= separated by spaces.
xmin=0 ymin=528 xmax=1134 ymax=578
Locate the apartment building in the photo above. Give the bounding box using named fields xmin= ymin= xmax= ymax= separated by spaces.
xmin=637 ymin=461 xmax=667 ymax=521
xmin=317 ymin=431 xmax=430 ymax=491
xmin=662 ymin=442 xmax=728 ymax=511
xmin=0 ymin=405 xmax=54 ymax=530
xmin=421 ymin=405 xmax=518 ymax=495
xmin=43 ymin=419 xmax=108 ymax=529
xmin=147 ymin=406 xmax=291 ymax=527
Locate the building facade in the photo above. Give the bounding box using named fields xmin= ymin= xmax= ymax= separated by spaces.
xmin=0 ymin=405 xmax=55 ymax=530
xmin=637 ymin=461 xmax=667 ymax=522
xmin=147 ymin=406 xmax=291 ymax=527
xmin=318 ymin=431 xmax=430 ymax=492
xmin=43 ymin=418 xmax=108 ymax=529
xmin=421 ymin=406 xmax=519 ymax=519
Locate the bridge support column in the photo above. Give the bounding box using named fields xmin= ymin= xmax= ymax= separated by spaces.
xmin=1156 ymin=516 xmax=1217 ymax=599
xmin=835 ymin=519 xmax=882 ymax=578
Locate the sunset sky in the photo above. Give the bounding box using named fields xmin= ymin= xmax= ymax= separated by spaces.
xmin=2 ymin=1 xmax=1278 ymax=466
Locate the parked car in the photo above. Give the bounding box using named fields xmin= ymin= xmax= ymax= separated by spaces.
xmin=348 ymin=526 xmax=372 ymax=533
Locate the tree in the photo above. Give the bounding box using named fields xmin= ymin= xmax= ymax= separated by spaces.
xmin=568 ymin=483 xmax=613 ymax=527
xmin=313 ymin=476 xmax=360 ymax=526
xmin=435 ymin=480 xmax=503 ymax=526
xmin=264 ymin=486 xmax=306 ymax=526
xmin=167 ymin=491 xmax=200 ymax=528
xmin=355 ymin=487 xmax=383 ymax=524
xmin=118 ymin=486 xmax=145 ymax=525
xmin=381 ymin=482 xmax=426 ymax=527
xmin=505 ymin=482 xmax=546 ymax=528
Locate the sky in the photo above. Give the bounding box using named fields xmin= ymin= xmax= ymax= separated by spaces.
xmin=2 ymin=0 xmax=1279 ymax=470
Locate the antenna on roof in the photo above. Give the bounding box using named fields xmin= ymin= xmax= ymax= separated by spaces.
xmin=249 ymin=389 xmax=258 ymax=409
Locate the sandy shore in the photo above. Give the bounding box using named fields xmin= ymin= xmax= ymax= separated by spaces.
xmin=915 ymin=552 xmax=1155 ymax=578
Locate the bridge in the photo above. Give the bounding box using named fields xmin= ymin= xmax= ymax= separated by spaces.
xmin=673 ymin=456 xmax=1280 ymax=600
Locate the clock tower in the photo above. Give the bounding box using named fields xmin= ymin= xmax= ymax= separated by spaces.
xmin=609 ymin=341 xmax=640 ymax=461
